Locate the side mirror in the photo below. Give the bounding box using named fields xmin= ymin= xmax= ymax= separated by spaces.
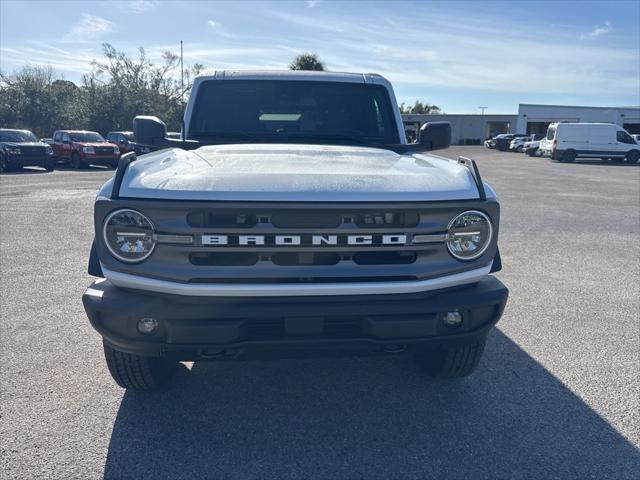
xmin=419 ymin=122 xmax=451 ymax=151
xmin=133 ymin=115 xmax=167 ymax=146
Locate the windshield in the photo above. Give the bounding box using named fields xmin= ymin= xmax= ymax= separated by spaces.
xmin=189 ymin=80 xmax=400 ymax=146
xmin=69 ymin=132 xmax=105 ymax=142
xmin=546 ymin=126 xmax=556 ymax=140
xmin=0 ymin=130 xmax=39 ymax=142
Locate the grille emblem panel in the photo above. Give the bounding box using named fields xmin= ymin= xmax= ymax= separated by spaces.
xmin=201 ymin=234 xmax=408 ymax=247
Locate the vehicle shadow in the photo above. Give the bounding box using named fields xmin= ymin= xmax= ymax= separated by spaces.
xmin=104 ymin=329 xmax=639 ymax=479
xmin=0 ymin=167 xmax=50 ymax=175
xmin=54 ymin=164 xmax=115 ymax=172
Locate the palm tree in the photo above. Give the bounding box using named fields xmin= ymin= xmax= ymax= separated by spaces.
xmin=289 ymin=53 xmax=326 ymax=71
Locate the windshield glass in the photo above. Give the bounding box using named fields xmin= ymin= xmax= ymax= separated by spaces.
xmin=123 ymin=132 xmax=135 ymax=141
xmin=546 ymin=126 xmax=556 ymax=140
xmin=0 ymin=130 xmax=39 ymax=142
xmin=69 ymin=132 xmax=105 ymax=142
xmin=189 ymin=80 xmax=400 ymax=146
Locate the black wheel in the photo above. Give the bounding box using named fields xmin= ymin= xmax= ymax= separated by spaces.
xmin=561 ymin=150 xmax=576 ymax=163
xmin=71 ymin=152 xmax=84 ymax=169
xmin=110 ymin=159 xmax=119 ymax=169
xmin=415 ymin=339 xmax=486 ymax=379
xmin=0 ymin=155 xmax=8 ymax=173
xmin=517 ymin=145 xmax=524 ymax=153
xmin=103 ymin=341 xmax=177 ymax=390
xmin=44 ymin=159 xmax=54 ymax=172
xmin=625 ymin=150 xmax=639 ymax=164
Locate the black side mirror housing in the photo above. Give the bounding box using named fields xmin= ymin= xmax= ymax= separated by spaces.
xmin=419 ymin=122 xmax=451 ymax=151
xmin=133 ymin=116 xmax=167 ymax=146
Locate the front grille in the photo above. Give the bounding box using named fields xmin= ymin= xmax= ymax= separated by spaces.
xmin=96 ymin=199 xmax=498 ymax=286
xmin=17 ymin=146 xmax=46 ymax=158
xmin=94 ymin=146 xmax=114 ymax=154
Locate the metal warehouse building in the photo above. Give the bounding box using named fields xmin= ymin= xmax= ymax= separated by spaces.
xmin=403 ymin=104 xmax=640 ymax=145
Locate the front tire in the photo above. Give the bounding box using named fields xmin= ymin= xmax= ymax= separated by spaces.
xmin=415 ymin=339 xmax=486 ymax=379
xmin=103 ymin=341 xmax=177 ymax=390
xmin=625 ymin=150 xmax=639 ymax=164
xmin=517 ymin=145 xmax=524 ymax=153
xmin=71 ymin=152 xmax=84 ymax=169
xmin=44 ymin=159 xmax=54 ymax=172
xmin=561 ymin=150 xmax=576 ymax=163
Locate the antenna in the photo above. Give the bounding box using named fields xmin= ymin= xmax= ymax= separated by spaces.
xmin=478 ymin=106 xmax=488 ymax=115
xmin=180 ymin=40 xmax=184 ymax=104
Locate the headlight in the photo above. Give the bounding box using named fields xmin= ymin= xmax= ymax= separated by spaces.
xmin=103 ymin=209 xmax=156 ymax=263
xmin=113 ymin=146 xmax=120 ymax=154
xmin=45 ymin=145 xmax=54 ymax=155
xmin=446 ymin=210 xmax=493 ymax=261
xmin=7 ymin=147 xmax=21 ymax=155
xmin=83 ymin=146 xmax=95 ymax=154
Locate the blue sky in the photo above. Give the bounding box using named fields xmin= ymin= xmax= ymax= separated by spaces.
xmin=1 ymin=0 xmax=638 ymax=113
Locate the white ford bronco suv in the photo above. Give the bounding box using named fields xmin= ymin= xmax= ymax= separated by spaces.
xmin=83 ymin=70 xmax=508 ymax=390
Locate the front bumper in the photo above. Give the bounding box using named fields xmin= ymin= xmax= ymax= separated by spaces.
xmin=7 ymin=154 xmax=52 ymax=167
xmin=83 ymin=276 xmax=508 ymax=360
xmin=81 ymin=154 xmax=119 ymax=164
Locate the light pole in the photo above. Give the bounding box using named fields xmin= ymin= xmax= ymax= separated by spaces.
xmin=478 ymin=106 xmax=487 ymax=115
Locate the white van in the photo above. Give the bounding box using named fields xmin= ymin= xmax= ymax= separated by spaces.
xmin=541 ymin=122 xmax=639 ymax=163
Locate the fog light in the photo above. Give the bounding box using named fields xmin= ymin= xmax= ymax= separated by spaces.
xmin=137 ymin=317 xmax=159 ymax=335
xmin=443 ymin=311 xmax=463 ymax=328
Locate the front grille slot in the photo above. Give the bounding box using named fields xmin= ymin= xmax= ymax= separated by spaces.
xmin=353 ymin=251 xmax=417 ymax=265
xmin=188 ymin=276 xmax=418 ymax=284
xmin=270 ymin=212 xmax=341 ymax=228
xmin=190 ymin=252 xmax=259 ymax=266
xmin=95 ymin=146 xmax=114 ymax=154
xmin=271 ymin=252 xmax=340 ymax=266
xmin=354 ymin=212 xmax=419 ymax=228
xmin=188 ymin=212 xmax=258 ymax=228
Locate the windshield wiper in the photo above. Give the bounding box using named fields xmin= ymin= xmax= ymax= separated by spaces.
xmin=191 ymin=132 xmax=267 ymax=142
xmin=282 ymin=134 xmax=385 ymax=146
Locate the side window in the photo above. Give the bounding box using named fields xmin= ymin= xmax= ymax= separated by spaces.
xmin=617 ymin=130 xmax=635 ymax=144
xmin=53 ymin=132 xmax=62 ymax=143
xmin=106 ymin=134 xmax=114 ymax=142
xmin=119 ymin=134 xmax=126 ymax=143
xmin=62 ymin=133 xmax=70 ymax=143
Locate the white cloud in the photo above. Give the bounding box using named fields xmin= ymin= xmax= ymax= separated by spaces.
xmin=64 ymin=14 xmax=114 ymax=41
xmin=208 ymin=20 xmax=218 ymax=28
xmin=306 ymin=0 xmax=320 ymax=8
xmin=129 ymin=0 xmax=158 ymax=14
xmin=580 ymin=21 xmax=612 ymax=40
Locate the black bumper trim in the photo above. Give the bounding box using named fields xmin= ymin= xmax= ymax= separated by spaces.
xmin=83 ymin=276 xmax=508 ymax=359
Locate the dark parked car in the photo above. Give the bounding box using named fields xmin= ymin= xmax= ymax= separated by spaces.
xmin=494 ymin=133 xmax=528 ymax=151
xmin=106 ymin=131 xmax=152 ymax=156
xmin=0 ymin=129 xmax=55 ymax=173
xmin=51 ymin=130 xmax=120 ymax=169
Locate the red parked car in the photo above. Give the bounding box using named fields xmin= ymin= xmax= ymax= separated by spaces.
xmin=51 ymin=130 xmax=120 ymax=169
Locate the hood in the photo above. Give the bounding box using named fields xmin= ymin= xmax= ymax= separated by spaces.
xmin=73 ymin=141 xmax=117 ymax=148
xmin=1 ymin=141 xmax=47 ymax=148
xmin=116 ymin=144 xmax=483 ymax=202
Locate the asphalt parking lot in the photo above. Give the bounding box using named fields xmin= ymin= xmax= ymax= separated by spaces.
xmin=1 ymin=146 xmax=639 ymax=479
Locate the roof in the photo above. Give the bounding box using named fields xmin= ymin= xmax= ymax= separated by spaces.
xmin=519 ymin=103 xmax=640 ymax=111
xmin=54 ymin=129 xmax=100 ymax=133
xmin=194 ymin=69 xmax=386 ymax=84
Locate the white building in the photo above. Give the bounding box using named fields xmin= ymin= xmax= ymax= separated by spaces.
xmin=402 ymin=104 xmax=640 ymax=145
xmin=516 ymin=104 xmax=640 ymax=137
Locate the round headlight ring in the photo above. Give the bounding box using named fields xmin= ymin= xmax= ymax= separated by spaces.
xmin=446 ymin=210 xmax=493 ymax=261
xmin=103 ymin=209 xmax=156 ymax=263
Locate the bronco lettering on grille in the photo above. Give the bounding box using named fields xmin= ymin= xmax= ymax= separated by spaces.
xmin=201 ymin=234 xmax=408 ymax=247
